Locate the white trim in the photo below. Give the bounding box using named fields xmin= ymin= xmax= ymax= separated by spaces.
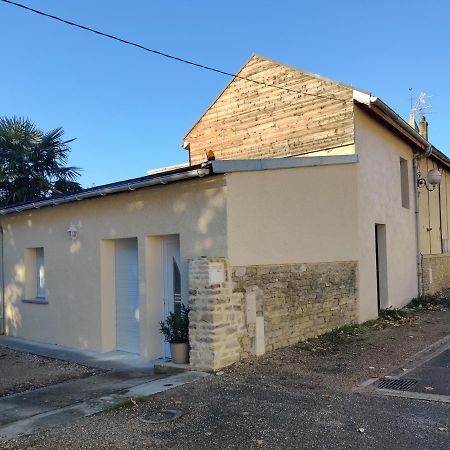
xmin=211 ymin=154 xmax=359 ymax=174
xmin=352 ymin=89 xmax=376 ymax=105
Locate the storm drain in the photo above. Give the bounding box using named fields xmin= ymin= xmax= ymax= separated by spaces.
xmin=377 ymin=378 xmax=418 ymax=391
xmin=138 ymin=409 xmax=182 ymax=424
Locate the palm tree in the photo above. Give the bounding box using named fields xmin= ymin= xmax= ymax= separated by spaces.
xmin=0 ymin=116 xmax=82 ymax=206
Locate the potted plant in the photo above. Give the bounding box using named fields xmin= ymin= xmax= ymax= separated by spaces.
xmin=159 ymin=304 xmax=190 ymax=364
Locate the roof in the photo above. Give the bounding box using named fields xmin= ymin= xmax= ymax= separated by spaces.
xmin=183 ymin=54 xmax=449 ymax=168
xmin=353 ymin=91 xmax=450 ymax=170
xmin=0 ymin=163 xmax=211 ymax=216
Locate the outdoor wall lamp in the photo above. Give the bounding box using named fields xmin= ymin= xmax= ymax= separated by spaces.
xmin=417 ymin=168 xmax=442 ymax=191
xmin=67 ymin=224 xmax=79 ymax=241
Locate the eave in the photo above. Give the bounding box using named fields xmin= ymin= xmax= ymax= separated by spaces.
xmin=353 ymin=91 xmax=450 ymax=170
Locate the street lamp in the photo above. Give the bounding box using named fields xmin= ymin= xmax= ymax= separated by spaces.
xmin=417 ymin=168 xmax=442 ymax=191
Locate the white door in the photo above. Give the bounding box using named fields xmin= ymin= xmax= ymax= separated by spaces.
xmin=115 ymin=238 xmax=140 ymax=354
xmin=163 ymin=236 xmax=182 ymax=358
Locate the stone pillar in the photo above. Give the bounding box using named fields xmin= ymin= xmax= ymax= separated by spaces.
xmin=188 ymin=257 xmax=246 ymax=371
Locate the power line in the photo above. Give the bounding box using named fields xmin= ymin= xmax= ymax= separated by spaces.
xmin=1 ymin=0 xmax=352 ymax=104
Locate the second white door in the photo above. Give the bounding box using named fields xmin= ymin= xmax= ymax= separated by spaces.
xmin=163 ymin=235 xmax=182 ymax=358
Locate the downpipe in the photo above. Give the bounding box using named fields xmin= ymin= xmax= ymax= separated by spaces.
xmin=413 ymin=145 xmax=432 ymax=296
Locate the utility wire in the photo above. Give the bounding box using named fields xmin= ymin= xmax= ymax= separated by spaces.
xmin=1 ymin=0 xmax=351 ymax=103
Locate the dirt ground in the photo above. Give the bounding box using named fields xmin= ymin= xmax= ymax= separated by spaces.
xmin=0 ymin=348 xmax=100 ymax=397
xmin=228 ymin=305 xmax=450 ymax=392
xmin=5 ymin=301 xmax=449 ymax=450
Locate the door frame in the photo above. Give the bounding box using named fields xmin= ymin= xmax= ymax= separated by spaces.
xmin=375 ymin=224 xmax=389 ymax=312
xmin=162 ymin=235 xmax=181 ymax=358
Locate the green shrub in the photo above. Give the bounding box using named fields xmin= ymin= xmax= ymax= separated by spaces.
xmin=362 ymin=319 xmax=377 ymax=327
xmin=159 ymin=304 xmax=190 ymax=343
xmin=323 ymin=323 xmax=360 ymax=343
xmin=408 ymin=295 xmax=436 ymax=309
xmin=379 ymin=307 xmax=409 ymax=321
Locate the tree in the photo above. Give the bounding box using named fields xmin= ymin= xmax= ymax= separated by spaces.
xmin=0 ymin=116 xmax=82 ymax=206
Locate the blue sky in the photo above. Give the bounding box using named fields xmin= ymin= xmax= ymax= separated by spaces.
xmin=1 ymin=0 xmax=449 ymax=187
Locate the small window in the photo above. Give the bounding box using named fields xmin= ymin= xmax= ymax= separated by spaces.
xmin=35 ymin=247 xmax=45 ymax=298
xmin=400 ymin=158 xmax=410 ymax=209
xmin=24 ymin=247 xmax=46 ymax=303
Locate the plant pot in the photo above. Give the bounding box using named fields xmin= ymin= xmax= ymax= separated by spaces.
xmin=170 ymin=342 xmax=189 ymax=364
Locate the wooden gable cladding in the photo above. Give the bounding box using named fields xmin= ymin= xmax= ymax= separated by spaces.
xmin=184 ymin=55 xmax=355 ymax=165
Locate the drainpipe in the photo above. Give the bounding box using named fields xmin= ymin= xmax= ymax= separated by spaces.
xmin=413 ymin=144 xmax=432 ymax=296
xmin=0 ymin=225 xmax=4 ymax=335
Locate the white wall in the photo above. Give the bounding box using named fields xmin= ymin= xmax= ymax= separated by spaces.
xmin=1 ymin=176 xmax=227 ymax=358
xmin=354 ymin=106 xmax=418 ymax=321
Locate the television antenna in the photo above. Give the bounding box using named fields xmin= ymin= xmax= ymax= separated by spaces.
xmin=409 ymin=89 xmax=432 ymax=121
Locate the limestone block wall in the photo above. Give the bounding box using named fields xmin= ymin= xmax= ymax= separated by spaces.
xmin=231 ymin=262 xmax=358 ymax=353
xmin=188 ymin=257 xmax=246 ymax=371
xmin=188 ymin=257 xmax=358 ymax=372
xmin=422 ymin=254 xmax=450 ymax=295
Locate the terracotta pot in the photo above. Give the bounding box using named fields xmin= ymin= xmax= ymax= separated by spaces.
xmin=170 ymin=342 xmax=189 ymax=364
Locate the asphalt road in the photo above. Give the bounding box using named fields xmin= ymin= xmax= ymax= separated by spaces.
xmin=6 ymin=372 xmax=449 ymax=450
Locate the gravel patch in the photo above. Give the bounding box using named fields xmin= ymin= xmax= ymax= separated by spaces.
xmin=0 ymin=348 xmax=101 ymax=397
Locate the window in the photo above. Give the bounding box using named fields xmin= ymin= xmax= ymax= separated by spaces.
xmin=400 ymin=158 xmax=410 ymax=209
xmin=35 ymin=247 xmax=45 ymax=298
xmin=23 ymin=247 xmax=47 ymax=303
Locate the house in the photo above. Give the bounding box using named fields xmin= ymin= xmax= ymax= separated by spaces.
xmin=0 ymin=55 xmax=449 ymax=371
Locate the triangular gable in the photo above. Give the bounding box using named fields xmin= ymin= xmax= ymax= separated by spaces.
xmin=183 ymin=55 xmax=357 ymax=164
xmin=183 ymin=54 xmax=366 ymax=141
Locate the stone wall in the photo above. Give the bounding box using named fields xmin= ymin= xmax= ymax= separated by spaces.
xmin=188 ymin=257 xmax=246 ymax=371
xmin=422 ymin=254 xmax=450 ymax=295
xmin=231 ymin=262 xmax=358 ymax=353
xmin=188 ymin=257 xmax=358 ymax=372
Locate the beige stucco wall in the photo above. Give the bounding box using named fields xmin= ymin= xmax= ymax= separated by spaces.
xmin=354 ymin=107 xmax=418 ymax=321
xmin=1 ymin=176 xmax=227 ymax=358
xmin=226 ymin=164 xmax=359 ymax=266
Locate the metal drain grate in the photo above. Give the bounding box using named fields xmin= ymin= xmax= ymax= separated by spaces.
xmin=377 ymin=378 xmax=418 ymax=391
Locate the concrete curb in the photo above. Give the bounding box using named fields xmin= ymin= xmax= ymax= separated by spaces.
xmin=0 ymin=336 xmax=163 ymax=371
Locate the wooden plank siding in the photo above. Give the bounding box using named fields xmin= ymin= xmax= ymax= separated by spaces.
xmin=418 ymin=157 xmax=450 ymax=255
xmin=184 ymin=55 xmax=355 ymax=165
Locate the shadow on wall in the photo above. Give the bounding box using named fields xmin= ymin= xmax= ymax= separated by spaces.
xmin=172 ymin=183 xmax=226 ymax=255
xmin=4 ymin=261 xmax=25 ymax=335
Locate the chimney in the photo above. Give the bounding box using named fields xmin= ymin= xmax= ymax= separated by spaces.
xmin=408 ymin=112 xmax=418 ymax=131
xmin=419 ymin=115 xmax=428 ymax=140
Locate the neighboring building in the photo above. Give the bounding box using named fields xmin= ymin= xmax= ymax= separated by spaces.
xmin=0 ymin=55 xmax=449 ymax=371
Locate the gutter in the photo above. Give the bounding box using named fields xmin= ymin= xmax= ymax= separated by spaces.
xmin=0 ymin=167 xmax=211 ymax=216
